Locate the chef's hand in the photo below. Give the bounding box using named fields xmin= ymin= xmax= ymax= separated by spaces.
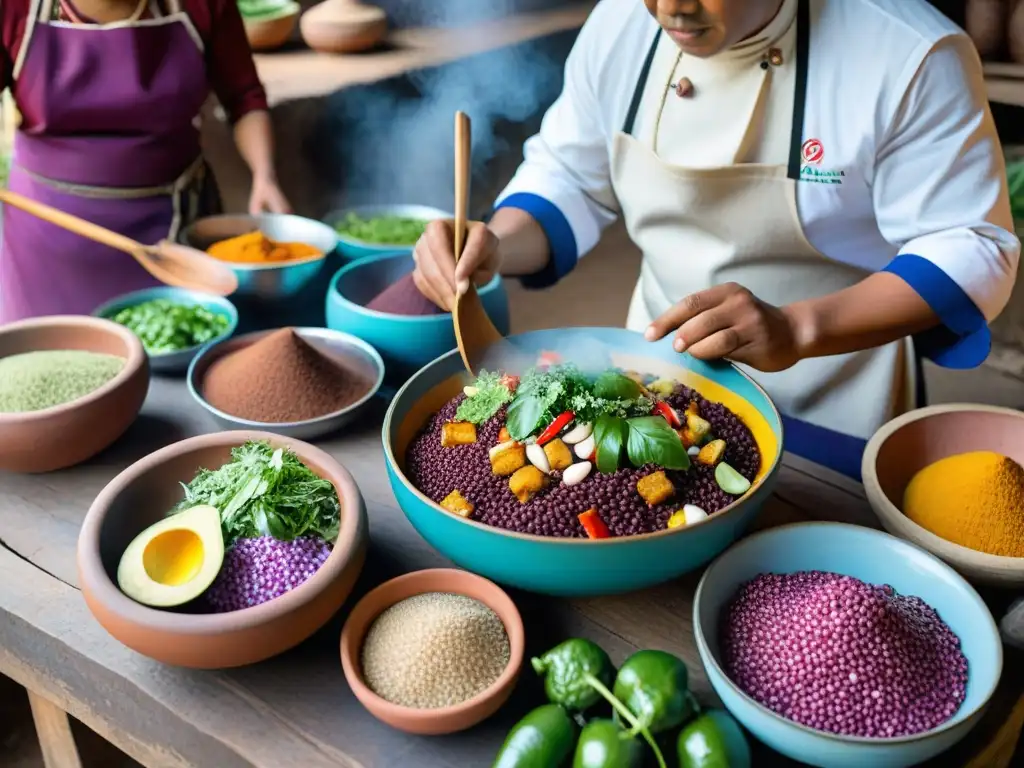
xmin=412 ymin=219 xmax=500 ymax=311
xmin=248 ymin=175 xmax=292 ymax=215
xmin=645 ymin=283 xmax=804 ymax=373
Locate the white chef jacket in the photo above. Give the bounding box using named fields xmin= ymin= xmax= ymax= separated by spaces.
xmin=494 ymin=0 xmax=1021 ymax=369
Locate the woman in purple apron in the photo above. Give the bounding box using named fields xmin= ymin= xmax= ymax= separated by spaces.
xmin=0 ymin=0 xmax=291 ymax=321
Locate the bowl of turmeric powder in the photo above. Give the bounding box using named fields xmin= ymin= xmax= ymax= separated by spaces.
xmin=862 ymin=403 xmax=1024 ymax=588
xmin=180 ymin=214 xmax=339 ymax=300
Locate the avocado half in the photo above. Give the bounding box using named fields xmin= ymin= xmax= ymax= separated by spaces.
xmin=117 ymin=504 xmax=225 ymax=608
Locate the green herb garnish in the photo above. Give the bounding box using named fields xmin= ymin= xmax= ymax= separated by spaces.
xmin=625 ymin=416 xmax=690 ymax=470
xmin=594 ymin=414 xmax=626 ymax=474
xmin=593 ymin=371 xmax=644 ymax=400
xmin=111 ymin=298 xmax=230 ymax=354
xmin=172 ymin=440 xmax=341 ymax=545
xmin=334 ymin=212 xmax=430 ymax=245
xmin=455 ymin=370 xmax=513 ymax=424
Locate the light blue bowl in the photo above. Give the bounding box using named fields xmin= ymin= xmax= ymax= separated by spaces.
xmin=326 ymin=204 xmax=451 ymax=261
xmin=179 ymin=214 xmax=339 ymax=300
xmin=92 ymin=286 xmax=238 ymax=375
xmin=694 ymin=522 xmax=1002 ymax=768
xmin=381 ymin=327 xmax=785 ymax=597
xmin=325 ymin=251 xmax=510 ymax=385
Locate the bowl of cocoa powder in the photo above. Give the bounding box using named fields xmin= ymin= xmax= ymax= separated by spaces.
xmin=186 ymin=327 xmax=384 ymax=440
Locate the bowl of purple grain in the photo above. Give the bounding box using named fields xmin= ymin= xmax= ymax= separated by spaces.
xmin=325 ymin=251 xmax=510 ymax=384
xmin=693 ymin=521 xmax=1001 ymax=768
xmin=78 ymin=430 xmax=369 ymax=669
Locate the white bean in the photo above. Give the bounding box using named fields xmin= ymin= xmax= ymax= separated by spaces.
xmin=526 ymin=443 xmax=551 ymax=474
xmin=562 ymin=422 xmax=593 ymax=444
xmin=562 ymin=461 xmax=593 ymax=486
xmin=574 ymin=434 xmax=596 ymax=460
xmin=463 ymin=385 xmax=479 ymax=397
xmin=683 ymin=504 xmax=708 ymax=525
xmin=687 ymin=446 xmax=700 ymax=456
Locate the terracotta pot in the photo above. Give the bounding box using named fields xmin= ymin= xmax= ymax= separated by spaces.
xmin=0 ymin=315 xmax=148 ymax=473
xmin=966 ymin=0 xmax=1009 ymax=59
xmin=78 ymin=430 xmax=369 ymax=668
xmin=1009 ymin=0 xmax=1024 ymax=63
xmin=339 ymin=568 xmax=524 ymax=735
xmin=244 ymin=3 xmax=300 ymax=52
xmin=300 ymin=0 xmax=387 ymax=54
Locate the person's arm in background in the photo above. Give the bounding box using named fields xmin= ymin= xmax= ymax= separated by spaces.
xmin=646 ymin=33 xmax=1020 ymax=373
xmin=412 ymin=0 xmax=623 ymax=309
xmin=205 ymin=0 xmax=291 ymax=214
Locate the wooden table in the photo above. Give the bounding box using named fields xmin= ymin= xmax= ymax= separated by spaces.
xmin=1 ymin=377 xmax=1022 ymax=768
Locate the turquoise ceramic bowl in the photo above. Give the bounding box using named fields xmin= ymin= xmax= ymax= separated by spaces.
xmin=326 ymin=204 xmax=451 ymax=261
xmin=381 ymin=328 xmax=784 ymax=597
xmin=325 ymin=251 xmax=510 ymax=384
xmin=694 ymin=522 xmax=1001 ymax=768
xmin=93 ymin=286 xmax=238 ymax=375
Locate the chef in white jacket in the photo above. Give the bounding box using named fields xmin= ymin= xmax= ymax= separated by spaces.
xmin=412 ymin=0 xmax=1020 ymax=478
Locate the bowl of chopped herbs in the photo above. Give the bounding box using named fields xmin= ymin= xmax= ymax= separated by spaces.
xmin=326 ymin=204 xmax=452 ymax=261
xmin=94 ymin=286 xmax=238 ymax=375
xmin=78 ymin=432 xmax=368 ymax=668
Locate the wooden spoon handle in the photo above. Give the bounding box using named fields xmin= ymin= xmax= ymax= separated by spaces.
xmin=453 ymin=111 xmax=471 ymax=263
xmin=0 ymin=187 xmax=143 ymax=255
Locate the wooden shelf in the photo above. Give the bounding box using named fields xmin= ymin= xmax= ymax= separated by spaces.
xmin=984 ymin=62 xmax=1024 ymax=108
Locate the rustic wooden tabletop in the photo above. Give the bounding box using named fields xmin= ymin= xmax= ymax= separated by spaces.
xmin=0 ymin=377 xmax=1021 ymax=768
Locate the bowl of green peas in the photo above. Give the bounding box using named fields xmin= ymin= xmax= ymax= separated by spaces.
xmin=93 ymin=287 xmax=238 ymax=375
xmin=326 ymin=204 xmax=452 ymax=261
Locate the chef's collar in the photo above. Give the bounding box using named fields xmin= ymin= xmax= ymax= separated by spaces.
xmin=695 ymin=0 xmax=797 ymax=65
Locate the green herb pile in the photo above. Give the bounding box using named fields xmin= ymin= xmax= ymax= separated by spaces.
xmin=236 ymin=0 xmax=294 ymax=19
xmin=334 ymin=212 xmax=429 ymax=245
xmin=1009 ymin=159 xmax=1024 ymax=224
xmin=111 ymin=298 xmax=230 ymax=354
xmin=458 ymin=365 xmax=691 ymax=473
xmin=173 ymin=440 xmax=341 ymax=545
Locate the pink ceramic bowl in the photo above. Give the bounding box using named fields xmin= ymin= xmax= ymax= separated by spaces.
xmin=862 ymin=403 xmax=1024 ymax=588
xmin=78 ymin=430 xmax=368 ymax=668
xmin=339 ymin=568 xmax=524 ymax=735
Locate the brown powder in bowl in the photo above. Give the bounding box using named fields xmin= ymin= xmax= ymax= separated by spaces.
xmin=202 ymin=328 xmax=373 ymax=423
xmin=365 ymin=273 xmax=446 ymax=316
xmin=360 ymin=592 xmax=510 ymax=709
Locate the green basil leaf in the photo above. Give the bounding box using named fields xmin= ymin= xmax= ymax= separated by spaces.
xmin=506 ymin=395 xmax=545 ymax=441
xmin=593 ymin=371 xmax=643 ymax=400
xmin=593 ymin=415 xmax=627 ymax=473
xmin=626 ymin=416 xmax=690 ymax=470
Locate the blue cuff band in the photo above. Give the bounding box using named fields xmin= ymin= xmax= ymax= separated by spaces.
xmin=782 ymin=416 xmax=866 ymax=481
xmin=882 ymin=253 xmax=991 ymax=369
xmin=495 ymin=193 xmax=578 ymax=289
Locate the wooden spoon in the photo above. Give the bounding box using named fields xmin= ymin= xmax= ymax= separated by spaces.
xmin=0 ymin=188 xmax=239 ymax=296
xmin=451 ymin=111 xmax=504 ymax=376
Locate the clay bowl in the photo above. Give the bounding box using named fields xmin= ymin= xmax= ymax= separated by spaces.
xmin=0 ymin=315 xmax=149 ymax=473
xmin=382 ymin=327 xmax=784 ymax=597
xmin=300 ymin=0 xmax=388 ymax=54
xmin=243 ymin=3 xmax=300 ymax=51
xmin=78 ymin=430 xmax=369 ymax=668
xmin=862 ymin=404 xmax=1024 ymax=588
xmin=339 ymin=568 xmax=524 ymax=735
xmin=187 ymin=327 xmax=384 ymax=440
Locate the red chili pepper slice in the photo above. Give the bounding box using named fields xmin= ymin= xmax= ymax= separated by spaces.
xmin=500 ymin=374 xmax=520 ymax=393
xmin=537 ymin=351 xmax=562 ymax=368
xmin=579 ymin=508 xmax=611 ymax=539
xmin=536 ymin=410 xmax=574 ymax=445
xmin=654 ymin=400 xmax=681 ymax=428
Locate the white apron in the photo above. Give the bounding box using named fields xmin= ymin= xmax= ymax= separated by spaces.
xmin=610 ymin=0 xmax=917 ymax=477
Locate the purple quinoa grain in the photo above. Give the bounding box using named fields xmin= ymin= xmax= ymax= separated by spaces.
xmin=404 ymin=383 xmax=762 ymax=538
xmin=201 ymin=535 xmax=333 ymax=613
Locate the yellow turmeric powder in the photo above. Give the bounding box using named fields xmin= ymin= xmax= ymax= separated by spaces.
xmin=206 ymin=231 xmax=322 ymax=265
xmin=903 ymin=450 xmax=1024 ymax=558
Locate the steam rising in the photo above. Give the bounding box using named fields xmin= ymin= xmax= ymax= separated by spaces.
xmin=323 ymin=1 xmax=571 ymax=214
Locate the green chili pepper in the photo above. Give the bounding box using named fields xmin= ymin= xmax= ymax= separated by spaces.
xmin=532 ymin=638 xmax=615 ymax=711
xmin=612 ymin=650 xmax=696 ymax=735
xmin=572 ymin=719 xmax=644 ymax=768
xmin=677 ymin=710 xmax=751 ymax=768
xmin=492 ymin=704 xmax=578 ymax=768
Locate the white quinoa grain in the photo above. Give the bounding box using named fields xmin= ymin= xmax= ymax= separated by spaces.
xmin=360 ymin=592 xmax=511 ymax=709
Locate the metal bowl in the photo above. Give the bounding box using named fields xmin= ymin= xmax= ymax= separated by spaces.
xmin=92 ymin=286 xmax=238 ymax=375
xmin=324 ymin=204 xmax=452 ymax=260
xmin=179 ymin=214 xmax=339 ymax=300
xmin=187 ymin=327 xmax=384 ymax=440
